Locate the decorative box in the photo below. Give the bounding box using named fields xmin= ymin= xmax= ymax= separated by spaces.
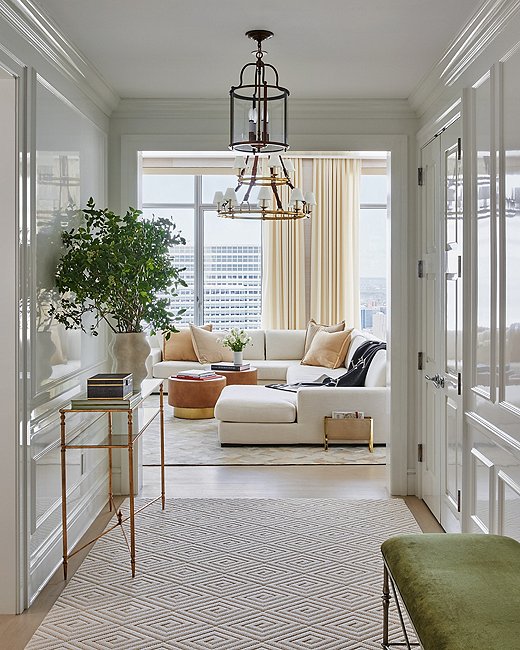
xmin=87 ymin=373 xmax=133 ymax=399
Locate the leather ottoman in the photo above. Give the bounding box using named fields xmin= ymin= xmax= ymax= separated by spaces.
xmin=168 ymin=376 xmax=226 ymax=419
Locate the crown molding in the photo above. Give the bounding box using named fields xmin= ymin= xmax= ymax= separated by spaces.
xmin=0 ymin=0 xmax=120 ymax=115
xmin=112 ymin=97 xmax=416 ymax=121
xmin=409 ymin=0 xmax=520 ymax=116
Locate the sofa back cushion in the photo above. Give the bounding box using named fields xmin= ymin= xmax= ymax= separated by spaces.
xmin=163 ymin=324 xmax=212 ymax=361
xmin=303 ymin=319 xmax=345 ymax=354
xmin=365 ymin=349 xmax=387 ymax=387
xmin=243 ymin=330 xmax=266 ymax=360
xmin=265 ymin=329 xmax=306 ymax=360
xmin=189 ymin=324 xmax=233 ymax=363
xmin=345 ymin=329 xmax=387 ymax=387
xmin=301 ymin=328 xmax=353 ymax=369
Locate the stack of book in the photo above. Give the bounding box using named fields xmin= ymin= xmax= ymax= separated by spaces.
xmin=210 ymin=362 xmax=250 ymax=372
xmin=175 ymin=369 xmax=220 ymax=380
xmin=71 ymin=392 xmax=142 ymax=410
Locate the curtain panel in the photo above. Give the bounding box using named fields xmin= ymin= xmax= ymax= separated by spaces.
xmin=261 ymin=158 xmax=306 ymax=330
xmin=311 ymin=158 xmax=361 ymax=327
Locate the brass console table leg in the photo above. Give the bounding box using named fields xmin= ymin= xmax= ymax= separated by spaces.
xmin=60 ymin=412 xmax=68 ymax=580
xmin=159 ymin=382 xmax=165 ymax=509
xmin=127 ymin=410 xmax=136 ymax=577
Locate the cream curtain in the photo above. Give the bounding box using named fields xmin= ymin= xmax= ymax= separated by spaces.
xmin=311 ymin=158 xmax=361 ymax=327
xmin=261 ymin=158 xmax=306 ymax=329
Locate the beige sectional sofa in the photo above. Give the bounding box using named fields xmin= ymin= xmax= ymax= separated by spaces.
xmin=148 ymin=328 xmax=388 ymax=444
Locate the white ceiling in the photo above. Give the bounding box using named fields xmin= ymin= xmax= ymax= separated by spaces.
xmin=36 ymin=0 xmax=484 ymax=100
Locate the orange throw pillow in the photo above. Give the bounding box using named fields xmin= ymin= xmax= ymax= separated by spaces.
xmin=163 ymin=325 xmax=212 ymax=361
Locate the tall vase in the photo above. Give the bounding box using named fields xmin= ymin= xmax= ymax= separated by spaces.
xmin=233 ymin=350 xmax=243 ymax=366
xmin=110 ymin=332 xmax=151 ymax=392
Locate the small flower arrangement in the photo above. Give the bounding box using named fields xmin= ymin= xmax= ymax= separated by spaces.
xmin=219 ymin=328 xmax=252 ymax=352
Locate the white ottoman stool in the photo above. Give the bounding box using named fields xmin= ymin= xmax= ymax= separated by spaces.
xmin=214 ymin=385 xmax=298 ymax=445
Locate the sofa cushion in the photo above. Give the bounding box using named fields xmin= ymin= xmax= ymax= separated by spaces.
xmin=265 ymin=329 xmax=306 ymax=360
xmin=163 ymin=324 xmax=212 ymax=361
xmin=242 ymin=330 xmax=266 ymax=360
xmin=190 ymin=324 xmax=233 ymax=363
xmin=304 ymin=319 xmax=345 ymax=354
xmin=365 ymin=349 xmax=386 ymax=387
xmin=215 ymin=385 xmax=297 ymax=423
xmin=252 ymin=359 xmax=301 ymax=381
xmin=301 ymin=328 xmax=353 ymax=369
xmin=286 ymin=364 xmax=349 ymax=384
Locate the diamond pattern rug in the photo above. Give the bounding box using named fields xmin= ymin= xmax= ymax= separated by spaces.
xmin=26 ymin=499 xmax=419 ymax=649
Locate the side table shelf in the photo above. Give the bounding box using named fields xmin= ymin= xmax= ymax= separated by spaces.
xmin=59 ymin=379 xmax=165 ymax=579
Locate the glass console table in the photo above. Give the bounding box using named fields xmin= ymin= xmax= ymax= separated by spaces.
xmin=59 ymin=378 xmax=165 ymax=579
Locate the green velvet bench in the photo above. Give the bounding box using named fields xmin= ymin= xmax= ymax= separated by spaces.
xmin=381 ymin=533 xmax=520 ymax=649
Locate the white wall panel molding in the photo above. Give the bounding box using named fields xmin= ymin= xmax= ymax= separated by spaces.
xmin=470 ymin=447 xmax=495 ymax=533
xmin=0 ymin=0 xmax=119 ymax=115
xmin=497 ymin=470 xmax=520 ymax=537
xmin=112 ymin=97 xmax=416 ymax=122
xmin=410 ymin=0 xmax=520 ymax=117
xmin=466 ymin=411 xmax=520 ymax=456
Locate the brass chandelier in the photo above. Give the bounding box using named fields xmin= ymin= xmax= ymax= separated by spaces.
xmin=214 ymin=30 xmax=315 ymax=221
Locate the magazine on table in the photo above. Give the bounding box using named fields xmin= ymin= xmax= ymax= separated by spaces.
xmin=266 ymin=375 xmax=333 ymax=393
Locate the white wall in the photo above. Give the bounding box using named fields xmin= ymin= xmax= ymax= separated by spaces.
xmin=414 ymin=2 xmax=520 ymax=535
xmin=0 ymin=1 xmax=113 ymax=612
xmin=0 ymin=73 xmax=19 ymax=615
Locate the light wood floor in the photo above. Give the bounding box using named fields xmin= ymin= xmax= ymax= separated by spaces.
xmin=0 ymin=465 xmax=442 ymax=650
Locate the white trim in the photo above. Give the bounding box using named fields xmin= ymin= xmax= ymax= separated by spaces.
xmin=120 ymin=133 xmax=409 ymax=495
xmin=112 ymin=97 xmax=416 ymax=121
xmin=0 ymin=0 xmax=119 ymax=115
xmin=409 ymin=0 xmax=520 ymax=117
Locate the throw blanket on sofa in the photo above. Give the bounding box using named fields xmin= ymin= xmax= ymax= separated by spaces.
xmin=267 ymin=340 xmax=386 ymax=392
xmin=332 ymin=340 xmax=386 ymax=387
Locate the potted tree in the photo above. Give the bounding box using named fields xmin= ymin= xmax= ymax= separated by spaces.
xmin=50 ymin=198 xmax=186 ymax=389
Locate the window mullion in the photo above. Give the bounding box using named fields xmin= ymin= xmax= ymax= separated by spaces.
xmin=194 ymin=176 xmax=204 ymax=325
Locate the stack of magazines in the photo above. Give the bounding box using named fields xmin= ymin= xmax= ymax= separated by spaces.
xmin=175 ymin=369 xmax=220 ymax=380
xmin=211 ymin=362 xmax=250 ymax=371
xmin=71 ymin=392 xmax=142 ymax=410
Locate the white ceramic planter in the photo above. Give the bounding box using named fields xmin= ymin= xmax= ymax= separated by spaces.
xmin=110 ymin=332 xmax=151 ymax=391
xmin=233 ymin=350 xmax=243 ymax=365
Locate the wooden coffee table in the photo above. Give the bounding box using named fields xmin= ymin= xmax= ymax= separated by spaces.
xmin=215 ymin=367 xmax=258 ymax=386
xmin=168 ymin=375 xmax=226 ymax=419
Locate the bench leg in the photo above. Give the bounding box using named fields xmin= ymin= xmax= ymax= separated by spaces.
xmin=382 ymin=562 xmax=421 ymax=649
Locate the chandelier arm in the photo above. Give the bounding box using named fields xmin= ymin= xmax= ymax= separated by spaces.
xmin=271 ymin=182 xmax=283 ymax=210
xmin=280 ymin=158 xmax=295 ymax=190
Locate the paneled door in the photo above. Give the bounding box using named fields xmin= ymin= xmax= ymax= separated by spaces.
xmin=419 ymin=120 xmax=463 ymax=532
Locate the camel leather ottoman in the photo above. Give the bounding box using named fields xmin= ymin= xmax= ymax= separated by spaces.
xmin=215 ymin=367 xmax=258 ymax=386
xmin=168 ymin=376 xmax=226 ymax=419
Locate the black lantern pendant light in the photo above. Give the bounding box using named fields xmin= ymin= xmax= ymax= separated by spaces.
xmin=229 ymin=30 xmax=289 ymax=153
xmin=215 ymin=30 xmax=315 ymax=221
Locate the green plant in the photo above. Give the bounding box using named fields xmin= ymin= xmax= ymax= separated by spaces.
xmin=219 ymin=328 xmax=252 ymax=352
xmin=50 ymin=198 xmax=186 ymax=336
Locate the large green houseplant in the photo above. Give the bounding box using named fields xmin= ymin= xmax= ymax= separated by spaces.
xmin=50 ymin=198 xmax=186 ymax=388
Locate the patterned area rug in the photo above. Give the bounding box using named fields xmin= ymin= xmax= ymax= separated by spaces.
xmin=142 ymin=400 xmax=385 ymax=466
xmin=26 ymin=498 xmax=419 ymax=649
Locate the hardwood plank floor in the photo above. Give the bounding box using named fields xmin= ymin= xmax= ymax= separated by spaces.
xmin=0 ymin=465 xmax=441 ymax=649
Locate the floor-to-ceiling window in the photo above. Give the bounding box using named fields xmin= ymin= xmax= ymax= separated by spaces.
xmin=359 ymin=168 xmax=388 ymax=339
xmin=141 ymin=163 xmax=262 ymax=329
xmin=140 ymin=153 xmax=388 ymax=335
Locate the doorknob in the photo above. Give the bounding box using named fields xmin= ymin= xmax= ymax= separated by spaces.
xmin=425 ymin=373 xmax=445 ymax=388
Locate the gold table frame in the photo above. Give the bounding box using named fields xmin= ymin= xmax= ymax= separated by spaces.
xmin=59 ymin=380 xmax=165 ymax=579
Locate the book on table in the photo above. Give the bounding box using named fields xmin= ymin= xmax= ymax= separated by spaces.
xmin=210 ymin=362 xmax=250 ymax=371
xmin=71 ymin=391 xmax=142 ymax=410
xmin=175 ymin=369 xmax=220 ymax=380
